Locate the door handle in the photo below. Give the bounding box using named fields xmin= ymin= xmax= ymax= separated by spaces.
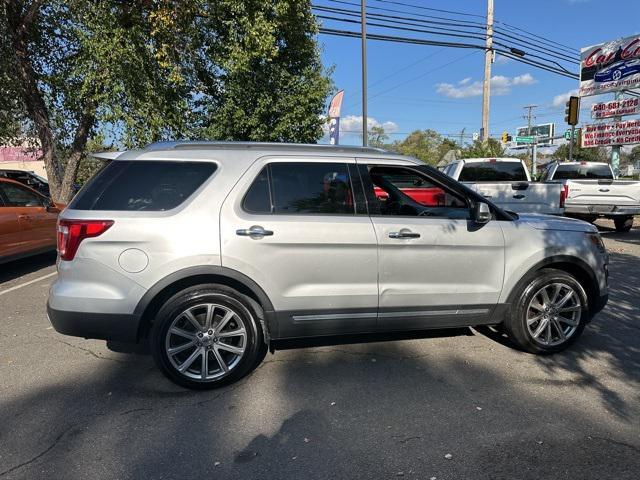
xmin=236 ymin=225 xmax=274 ymax=237
xmin=389 ymin=230 xmax=420 ymax=239
xmin=512 ymin=194 xmax=525 ymax=199
xmin=18 ymin=214 xmax=31 ymax=220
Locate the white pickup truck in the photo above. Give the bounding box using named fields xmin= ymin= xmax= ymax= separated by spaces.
xmin=541 ymin=161 xmax=640 ymax=232
xmin=443 ymin=158 xmax=564 ymax=215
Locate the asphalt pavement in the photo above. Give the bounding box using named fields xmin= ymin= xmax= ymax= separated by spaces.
xmin=1 ymin=221 xmax=639 ymax=480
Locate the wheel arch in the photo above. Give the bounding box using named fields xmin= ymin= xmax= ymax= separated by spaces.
xmin=134 ymin=266 xmax=275 ymax=341
xmin=506 ymin=255 xmax=600 ymax=313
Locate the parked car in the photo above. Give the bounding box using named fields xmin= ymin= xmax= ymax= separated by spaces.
xmin=0 ymin=177 xmax=63 ymax=264
xmin=48 ymin=142 xmax=608 ymax=389
xmin=593 ymin=58 xmax=640 ymax=83
xmin=541 ymin=161 xmax=640 ymax=232
xmin=442 ymin=158 xmax=565 ymax=215
xmin=0 ymin=169 xmax=50 ymax=197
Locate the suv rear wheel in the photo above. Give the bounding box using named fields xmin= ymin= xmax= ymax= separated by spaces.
xmin=504 ymin=269 xmax=588 ymax=354
xmin=151 ymin=284 xmax=267 ymax=389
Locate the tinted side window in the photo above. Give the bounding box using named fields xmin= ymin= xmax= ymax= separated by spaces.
xmin=243 ymin=167 xmax=272 ymax=214
xmin=459 ymin=161 xmax=527 ymax=181
xmin=270 ymin=163 xmax=354 ymax=215
xmin=69 ymin=160 xmax=216 ymax=211
xmin=0 ymin=183 xmax=43 ymax=207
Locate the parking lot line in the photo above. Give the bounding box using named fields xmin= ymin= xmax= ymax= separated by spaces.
xmin=0 ymin=271 xmax=57 ymax=296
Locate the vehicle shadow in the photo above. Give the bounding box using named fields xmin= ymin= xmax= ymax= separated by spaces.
xmin=0 ymin=251 xmax=56 ymax=285
xmin=2 ymin=317 xmax=639 ymax=479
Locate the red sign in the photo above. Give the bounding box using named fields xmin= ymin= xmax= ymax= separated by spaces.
xmin=591 ymin=97 xmax=640 ymax=119
xmin=0 ymin=147 xmax=42 ymax=162
xmin=582 ymin=119 xmax=640 ymax=147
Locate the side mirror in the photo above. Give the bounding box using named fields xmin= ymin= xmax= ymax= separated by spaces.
xmin=473 ymin=202 xmax=491 ymax=224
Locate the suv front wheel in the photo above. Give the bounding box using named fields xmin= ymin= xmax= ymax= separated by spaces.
xmin=504 ymin=269 xmax=588 ymax=354
xmin=151 ymin=284 xmax=267 ymax=389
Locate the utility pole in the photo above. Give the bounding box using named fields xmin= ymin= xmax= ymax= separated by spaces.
xmin=480 ymin=0 xmax=494 ymax=142
xmin=523 ymin=104 xmax=537 ymax=176
xmin=361 ymin=0 xmax=368 ymax=146
xmin=611 ymin=91 xmax=622 ymax=177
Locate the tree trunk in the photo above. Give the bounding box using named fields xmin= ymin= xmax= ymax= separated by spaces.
xmin=5 ymin=0 xmax=95 ymax=203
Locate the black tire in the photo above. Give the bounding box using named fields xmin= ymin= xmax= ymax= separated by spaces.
xmin=614 ymin=216 xmax=633 ymax=233
xmin=504 ymin=269 xmax=588 ymax=354
xmin=151 ymin=284 xmax=267 ymax=390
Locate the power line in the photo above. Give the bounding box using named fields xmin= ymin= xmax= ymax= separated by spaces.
xmin=371 ymin=0 xmax=578 ymax=53
xmin=319 ymin=28 xmax=578 ymax=79
xmin=314 ymin=5 xmax=577 ymax=65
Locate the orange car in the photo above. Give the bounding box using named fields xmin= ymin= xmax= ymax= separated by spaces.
xmin=0 ymin=177 xmax=63 ymax=264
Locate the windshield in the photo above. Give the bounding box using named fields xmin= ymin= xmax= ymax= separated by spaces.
xmin=553 ymin=163 xmax=613 ymax=180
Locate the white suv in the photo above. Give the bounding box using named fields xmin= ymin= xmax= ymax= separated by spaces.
xmin=48 ymin=142 xmax=609 ymax=389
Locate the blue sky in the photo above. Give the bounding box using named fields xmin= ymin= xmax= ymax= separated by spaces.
xmin=315 ymin=0 xmax=640 ymax=147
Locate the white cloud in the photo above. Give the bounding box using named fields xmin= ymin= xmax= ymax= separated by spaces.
xmin=512 ymin=73 xmax=537 ymax=86
xmin=339 ymin=115 xmax=399 ymax=134
xmin=436 ymin=73 xmax=536 ymax=98
xmin=321 ymin=115 xmax=399 ymax=141
xmin=552 ymin=89 xmax=579 ymax=107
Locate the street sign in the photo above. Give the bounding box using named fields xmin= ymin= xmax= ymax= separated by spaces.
xmin=515 ymin=136 xmax=535 ymax=144
xmin=472 ymin=132 xmax=479 ymax=141
xmin=564 ymin=130 xmax=573 ymax=140
xmin=516 ymin=123 xmax=555 ymax=146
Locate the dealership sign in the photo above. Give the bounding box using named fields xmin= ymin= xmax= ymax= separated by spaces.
xmin=581 ymin=119 xmax=640 ymax=148
xmin=580 ymin=34 xmax=640 ymax=96
xmin=591 ymin=97 xmax=640 ymax=119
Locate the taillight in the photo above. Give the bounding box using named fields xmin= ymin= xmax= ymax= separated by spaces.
xmin=56 ymin=219 xmax=114 ymax=261
xmin=560 ymin=184 xmax=569 ymax=208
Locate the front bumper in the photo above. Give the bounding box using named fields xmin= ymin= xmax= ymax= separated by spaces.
xmin=47 ymin=303 xmax=140 ymax=342
xmin=564 ymin=204 xmax=640 ymax=216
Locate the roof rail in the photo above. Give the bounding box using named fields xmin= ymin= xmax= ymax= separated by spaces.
xmin=144 ymin=140 xmax=388 ymax=154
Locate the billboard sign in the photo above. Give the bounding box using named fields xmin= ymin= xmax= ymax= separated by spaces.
xmin=581 ymin=118 xmax=640 ymax=148
xmin=516 ymin=123 xmax=555 ymax=146
xmin=580 ymin=34 xmax=640 ymax=97
xmin=591 ymin=97 xmax=640 ymax=119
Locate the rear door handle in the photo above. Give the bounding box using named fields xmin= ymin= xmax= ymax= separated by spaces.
xmin=236 ymin=225 xmax=274 ymax=237
xmin=18 ymin=214 xmax=31 ymax=220
xmin=389 ymin=230 xmax=420 ymax=239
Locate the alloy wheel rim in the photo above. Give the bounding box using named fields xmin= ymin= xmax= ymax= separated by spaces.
xmin=165 ymin=303 xmax=247 ymax=380
xmin=526 ymin=282 xmax=582 ymax=347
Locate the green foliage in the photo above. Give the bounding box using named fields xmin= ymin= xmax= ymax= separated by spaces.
xmin=390 ymin=129 xmax=457 ymax=166
xmin=1 ymin=1 xmax=332 ymax=200
xmin=460 ymin=139 xmax=506 ymax=159
xmin=553 ymin=144 xmax=608 ymax=162
xmin=368 ymin=125 xmax=389 ymax=148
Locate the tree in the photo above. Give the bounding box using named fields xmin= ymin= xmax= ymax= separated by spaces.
xmin=553 ymin=144 xmax=608 ymax=162
xmin=368 ymin=125 xmax=389 ymax=148
xmin=391 ymin=129 xmax=449 ymax=166
xmin=1 ymin=1 xmax=331 ymax=202
xmin=460 ymin=139 xmax=505 ymax=159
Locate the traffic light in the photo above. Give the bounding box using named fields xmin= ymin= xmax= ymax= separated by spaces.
xmin=502 ymin=131 xmax=508 ymax=143
xmin=565 ymin=96 xmax=580 ymax=126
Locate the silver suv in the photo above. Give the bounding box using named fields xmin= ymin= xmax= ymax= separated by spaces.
xmin=48 ymin=142 xmax=609 ymax=389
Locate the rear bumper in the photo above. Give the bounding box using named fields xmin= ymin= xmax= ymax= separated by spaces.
xmin=47 ymin=303 xmax=140 ymax=342
xmin=564 ymin=204 xmax=640 ymax=216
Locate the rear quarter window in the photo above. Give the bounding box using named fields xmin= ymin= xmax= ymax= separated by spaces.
xmin=69 ymin=160 xmax=216 ymax=211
